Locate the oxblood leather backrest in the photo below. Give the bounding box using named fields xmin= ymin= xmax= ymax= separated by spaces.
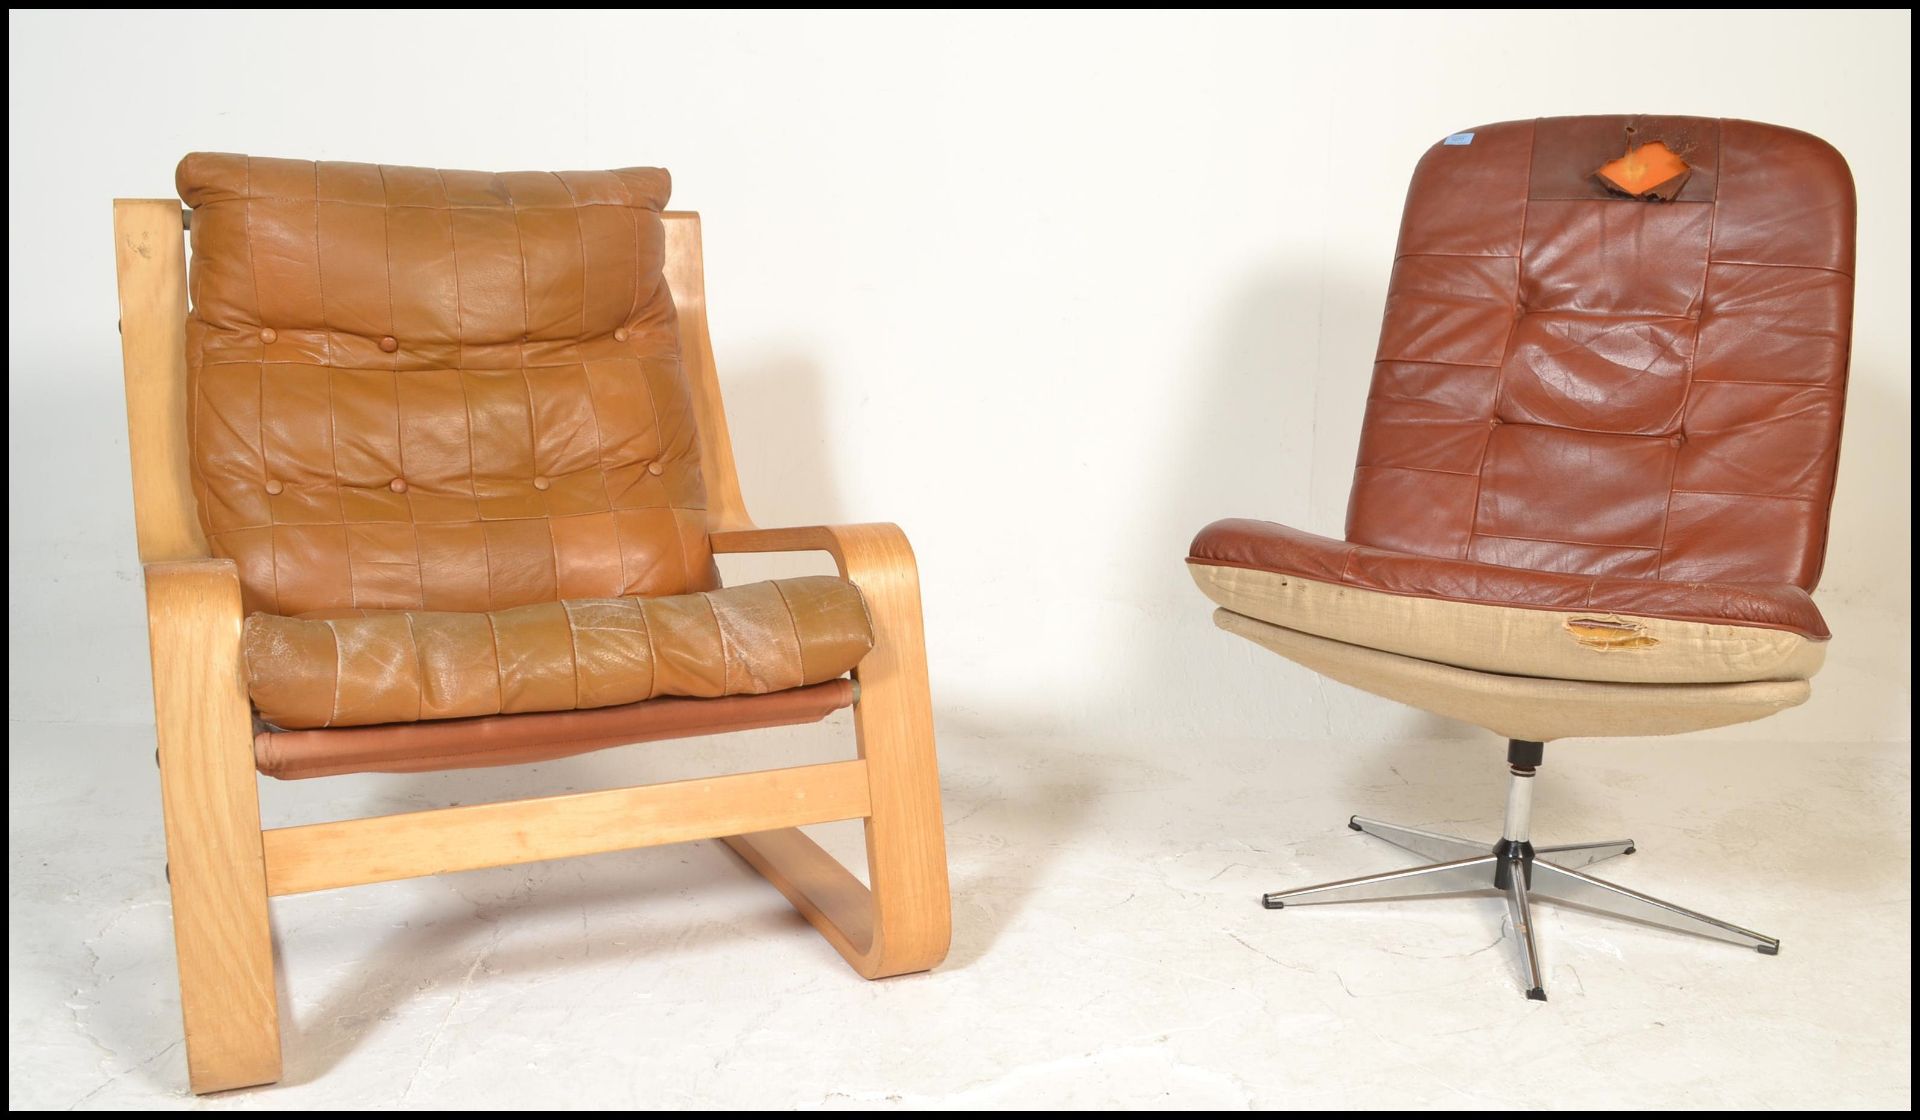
xmin=176 ymin=155 xmax=717 ymax=617
xmin=1347 ymin=117 xmax=1854 ymax=589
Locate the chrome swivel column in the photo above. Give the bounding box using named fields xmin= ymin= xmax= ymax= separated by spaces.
xmin=1490 ymin=740 xmax=1546 ymax=999
xmin=1261 ymin=739 xmax=1779 ymax=1000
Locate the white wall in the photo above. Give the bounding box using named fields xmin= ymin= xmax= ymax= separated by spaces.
xmin=7 ymin=10 xmax=1911 ymax=744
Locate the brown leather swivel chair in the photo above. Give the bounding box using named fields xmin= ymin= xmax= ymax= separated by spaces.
xmin=114 ymin=157 xmax=949 ymax=1093
xmin=1187 ymin=117 xmax=1854 ymax=1000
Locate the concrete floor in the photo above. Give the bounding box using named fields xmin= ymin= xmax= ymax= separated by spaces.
xmin=7 ymin=718 xmax=1911 ymax=1109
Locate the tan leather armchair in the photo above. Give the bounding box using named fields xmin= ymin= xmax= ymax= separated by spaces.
xmin=1187 ymin=116 xmax=1855 ymax=1000
xmin=115 ymin=157 xmax=950 ymax=1093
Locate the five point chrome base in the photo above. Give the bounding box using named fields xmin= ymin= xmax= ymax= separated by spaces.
xmin=1261 ymin=743 xmax=1780 ymax=1001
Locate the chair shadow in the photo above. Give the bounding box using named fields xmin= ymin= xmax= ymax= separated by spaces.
xmin=715 ymin=347 xmax=850 ymax=531
xmin=927 ymin=260 xmax=1490 ymax=961
xmin=712 ymin=347 xmax=1099 ymax=967
xmin=259 ymin=346 xmax=1072 ymax=1083
xmin=1789 ymin=367 xmax=1911 ymax=742
xmin=272 ymin=841 xmax=786 ymax=1086
xmin=1137 ymin=258 xmax=1465 ymax=769
xmin=266 ymin=729 xmax=1097 ymax=1087
xmin=922 ymin=736 xmax=1098 ymax=970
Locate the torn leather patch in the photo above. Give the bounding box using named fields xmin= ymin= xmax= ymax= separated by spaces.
xmin=1594 ymin=140 xmax=1691 ymax=201
xmin=1565 ymin=617 xmax=1659 ymax=651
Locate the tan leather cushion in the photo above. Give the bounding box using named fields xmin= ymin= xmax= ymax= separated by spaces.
xmin=1190 ymin=520 xmax=1827 ymax=686
xmin=254 ymin=680 xmax=857 ymax=780
xmin=177 ymin=155 xmax=716 ymax=618
xmin=245 ymin=575 xmax=872 ymax=729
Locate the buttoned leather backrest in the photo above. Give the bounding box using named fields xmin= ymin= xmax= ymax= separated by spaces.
xmin=1347 ymin=117 xmax=1854 ymax=588
xmin=177 ymin=155 xmax=717 ymax=617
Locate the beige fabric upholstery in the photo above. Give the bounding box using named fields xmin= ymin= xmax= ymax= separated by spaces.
xmin=1191 ymin=563 xmax=1824 ymax=687
xmin=1214 ymin=609 xmax=1809 ymax=742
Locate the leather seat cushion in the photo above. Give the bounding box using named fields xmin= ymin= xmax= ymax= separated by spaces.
xmin=254 ymin=681 xmax=857 ymax=780
xmin=245 ymin=575 xmax=872 ymax=729
xmin=1190 ymin=518 xmax=1827 ymax=686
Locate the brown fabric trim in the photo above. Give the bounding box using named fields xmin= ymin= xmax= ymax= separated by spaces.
xmin=255 ymin=678 xmax=855 ymax=780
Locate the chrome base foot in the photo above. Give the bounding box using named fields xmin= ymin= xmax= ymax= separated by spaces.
xmin=1261 ymin=853 xmax=1498 ymax=909
xmin=1264 ymin=815 xmax=1779 ymax=1000
xmin=1526 ymin=859 xmax=1781 ymax=955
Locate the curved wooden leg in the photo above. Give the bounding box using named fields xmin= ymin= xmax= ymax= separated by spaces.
xmin=724 ymin=668 xmax=951 ymax=978
xmin=148 ymin=562 xmax=282 ymax=1092
xmin=722 ymin=526 xmax=951 ymax=978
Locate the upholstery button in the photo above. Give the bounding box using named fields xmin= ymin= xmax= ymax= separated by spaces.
xmin=389 ymin=478 xmax=408 ymax=494
xmin=533 ymin=475 xmax=551 ymax=491
xmin=647 ymin=461 xmax=665 ymax=477
xmin=614 ymin=327 xmax=630 ymax=342
xmin=264 ymin=479 xmax=284 ymax=495
xmin=379 ymin=336 xmax=399 ymax=353
xmin=259 ymin=327 xmax=277 ymax=344
xmin=1489 ymin=417 xmax=1503 ymax=427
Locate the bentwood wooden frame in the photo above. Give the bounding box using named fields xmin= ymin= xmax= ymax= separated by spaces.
xmin=113 ymin=200 xmax=951 ymax=1094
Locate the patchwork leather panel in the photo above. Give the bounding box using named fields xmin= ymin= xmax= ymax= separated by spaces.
xmin=244 ymin=575 xmax=874 ymax=730
xmin=1496 ymin=314 xmax=1695 ymax=435
xmin=1346 ymin=116 xmax=1855 ymax=589
xmin=1518 ymin=199 xmax=1712 ymax=316
xmin=253 ymin=680 xmax=858 ymax=780
xmin=177 ymin=155 xmax=716 ymax=617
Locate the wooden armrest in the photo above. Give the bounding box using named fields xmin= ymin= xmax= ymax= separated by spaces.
xmin=709 ymin=523 xmax=917 ymax=583
xmin=143 ymin=557 xmax=249 ymax=742
xmin=144 ymin=558 xmax=245 ymax=629
xmin=712 ymin=521 xmax=928 ymax=709
xmin=145 ymin=556 xmax=241 ymax=584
